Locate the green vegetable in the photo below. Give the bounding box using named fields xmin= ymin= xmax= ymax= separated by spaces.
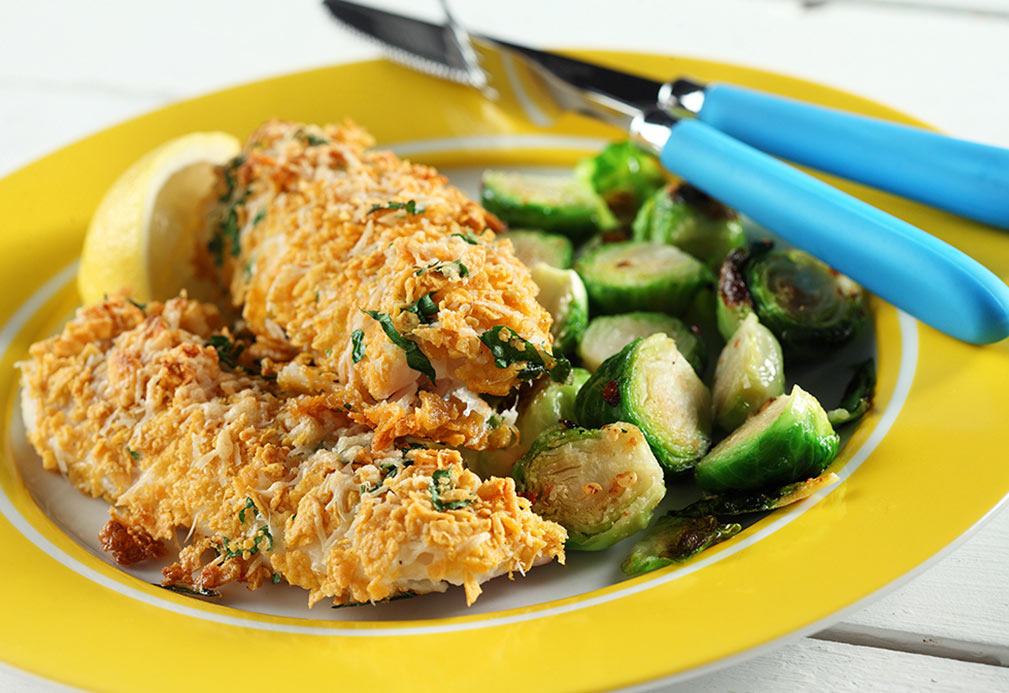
xmin=480 ymin=170 xmax=616 ymax=241
xmin=694 ymin=385 xmax=840 ymax=492
xmin=513 ymin=423 xmax=666 ymax=551
xmin=717 ymin=243 xmax=867 ymax=354
xmin=501 ymin=229 xmax=574 ymax=269
xmin=632 ymin=183 xmax=746 ymax=270
xmin=350 ymin=329 xmax=366 ymax=363
xmin=577 ymin=312 xmax=706 ymax=376
xmin=620 ymin=515 xmax=741 ymax=577
xmin=711 ymin=313 xmax=785 ymax=432
xmin=575 ymin=333 xmax=712 ymax=474
xmin=679 ymin=472 xmax=839 ymax=518
xmin=362 ymin=310 xmax=437 ymax=383
xmin=575 ymin=141 xmax=665 ymax=222
xmin=479 ymin=325 xmax=571 ymax=383
xmin=574 ymin=241 xmax=713 ymax=316
xmin=403 ymin=293 xmax=439 ymax=324
xmin=529 ymin=263 xmax=589 ymax=355
xmin=465 ymin=368 xmax=591 ymax=479
xmin=715 ymin=246 xmax=755 ymax=341
xmin=207 ymin=334 xmax=243 ymax=369
xmin=430 ymin=468 xmax=474 ymax=511
xmin=828 ymin=359 xmax=876 ymax=428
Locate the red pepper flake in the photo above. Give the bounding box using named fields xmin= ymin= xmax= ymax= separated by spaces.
xmin=601 ymin=380 xmax=621 ymax=407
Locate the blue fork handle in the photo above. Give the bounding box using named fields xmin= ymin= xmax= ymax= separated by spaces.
xmin=659 ymin=118 xmax=1009 ymax=344
xmin=695 ymin=84 xmax=1009 ymax=229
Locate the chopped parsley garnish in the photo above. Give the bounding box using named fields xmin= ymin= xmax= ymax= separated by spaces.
xmin=362 ymin=310 xmax=436 ymax=383
xmin=414 ymin=260 xmax=469 ymax=278
xmin=351 ymin=329 xmax=366 ymax=363
xmin=207 ymin=334 xmax=244 ymax=369
xmin=126 ymin=447 xmax=140 ymax=461
xmin=297 ymin=131 xmax=328 ymax=146
xmin=451 ymin=231 xmax=480 ymax=245
xmin=238 ymin=497 xmax=257 ymax=523
xmin=219 ymin=154 xmax=245 ymax=202
xmin=272 ymin=573 xmax=282 ymax=584
xmin=252 ymin=209 xmax=266 ymax=226
xmin=430 ymin=468 xmax=473 ymax=512
xmin=369 ymin=199 xmax=424 ymax=215
xmin=402 ymin=293 xmax=439 ymax=325
xmin=479 ymin=326 xmax=571 ymax=383
xmin=126 ymin=298 xmax=146 ymax=310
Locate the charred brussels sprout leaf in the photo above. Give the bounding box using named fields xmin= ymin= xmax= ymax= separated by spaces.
xmin=632 ymin=183 xmax=746 ymax=270
xmin=513 ymin=423 xmax=666 ymax=550
xmin=529 ymin=263 xmax=589 ymax=356
xmin=480 ymin=325 xmax=572 ymax=383
xmin=481 ymin=170 xmax=616 ymax=241
xmin=501 ymin=229 xmax=574 ymax=269
xmin=712 ymin=313 xmax=785 ymax=432
xmin=575 ymin=333 xmax=712 ymax=474
xmin=620 ymin=515 xmax=741 ymax=577
xmin=575 ymin=141 xmax=666 ymax=222
xmin=695 ymin=385 xmax=840 ymax=492
xmin=679 ymin=472 xmax=839 ymax=517
xmin=828 ymin=359 xmax=876 ymax=428
xmin=715 ymin=246 xmax=756 ymax=341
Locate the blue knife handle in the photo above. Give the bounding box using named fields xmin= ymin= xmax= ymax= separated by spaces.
xmin=695 ymin=84 xmax=1009 ymax=229
xmin=659 ymin=118 xmax=1009 ymax=344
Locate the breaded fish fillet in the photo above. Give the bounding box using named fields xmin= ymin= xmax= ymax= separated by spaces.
xmin=210 ymin=120 xmax=558 ymax=450
xmin=18 ymin=296 xmax=566 ymax=605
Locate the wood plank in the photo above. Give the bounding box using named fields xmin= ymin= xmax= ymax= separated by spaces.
xmin=659 ymin=638 xmax=1009 ymax=692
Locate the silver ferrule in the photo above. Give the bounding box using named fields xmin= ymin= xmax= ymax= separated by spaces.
xmin=630 ymin=108 xmax=678 ymax=156
xmin=658 ymin=77 xmax=707 ymax=119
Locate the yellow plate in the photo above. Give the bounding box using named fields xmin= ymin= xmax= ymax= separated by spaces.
xmin=2 ymin=54 xmax=1008 ymax=691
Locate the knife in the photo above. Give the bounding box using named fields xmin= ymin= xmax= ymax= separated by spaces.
xmin=323 ymin=0 xmax=1009 ymax=345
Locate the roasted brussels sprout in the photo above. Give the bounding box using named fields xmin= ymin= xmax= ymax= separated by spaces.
xmin=575 ymin=141 xmax=666 ymax=222
xmin=530 ymin=263 xmax=589 ymax=356
xmin=501 ymin=229 xmax=574 ymax=269
xmin=574 ymin=241 xmax=714 ymax=316
xmin=620 ymin=515 xmax=741 ymax=577
xmin=513 ymin=423 xmax=666 ymax=550
xmin=678 ymin=472 xmax=839 ymax=517
xmin=827 ymin=359 xmax=876 ymax=428
xmin=712 ymin=313 xmax=785 ymax=432
xmin=694 ymin=385 xmax=840 ymax=492
xmin=575 ymin=333 xmax=712 ymax=474
xmin=632 ymin=183 xmax=746 ymax=270
xmin=481 ymin=170 xmax=616 ymax=241
xmin=716 ymin=243 xmax=867 ymax=354
xmin=715 ymin=246 xmax=755 ymax=341
xmin=466 ymin=368 xmax=591 ymax=479
xmin=578 ymin=312 xmax=706 ymax=376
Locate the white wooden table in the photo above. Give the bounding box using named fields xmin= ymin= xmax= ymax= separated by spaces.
xmin=2 ymin=1 xmax=1008 ymax=689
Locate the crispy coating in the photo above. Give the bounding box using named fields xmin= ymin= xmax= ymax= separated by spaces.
xmin=212 ymin=120 xmax=553 ymax=450
xmin=19 ymin=296 xmax=565 ymax=605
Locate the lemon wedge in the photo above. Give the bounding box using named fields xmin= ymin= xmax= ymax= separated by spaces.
xmin=77 ymin=131 xmax=242 ymax=305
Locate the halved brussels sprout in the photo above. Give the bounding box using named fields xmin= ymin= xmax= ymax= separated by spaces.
xmin=501 ymin=229 xmax=574 ymax=269
xmin=466 ymin=368 xmax=591 ymax=479
xmin=679 ymin=472 xmax=839 ymax=517
xmin=481 ymin=170 xmax=616 ymax=241
xmin=828 ymin=359 xmax=876 ymax=428
xmin=715 ymin=246 xmax=755 ymax=341
xmin=620 ymin=515 xmax=741 ymax=577
xmin=694 ymin=385 xmax=840 ymax=492
xmin=578 ymin=312 xmax=706 ymax=376
xmin=712 ymin=313 xmax=785 ymax=432
xmin=513 ymin=422 xmax=666 ymax=551
xmin=530 ymin=263 xmax=589 ymax=356
xmin=632 ymin=183 xmax=746 ymax=270
xmin=575 ymin=333 xmax=712 ymax=474
xmin=716 ymin=243 xmax=867 ymax=353
xmin=575 ymin=141 xmax=666 ymax=222
xmin=574 ymin=241 xmax=714 ymax=316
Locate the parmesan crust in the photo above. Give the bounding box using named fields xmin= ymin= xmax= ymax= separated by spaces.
xmin=213 ymin=120 xmax=553 ymax=450
xmin=19 ymin=296 xmax=566 ymax=605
